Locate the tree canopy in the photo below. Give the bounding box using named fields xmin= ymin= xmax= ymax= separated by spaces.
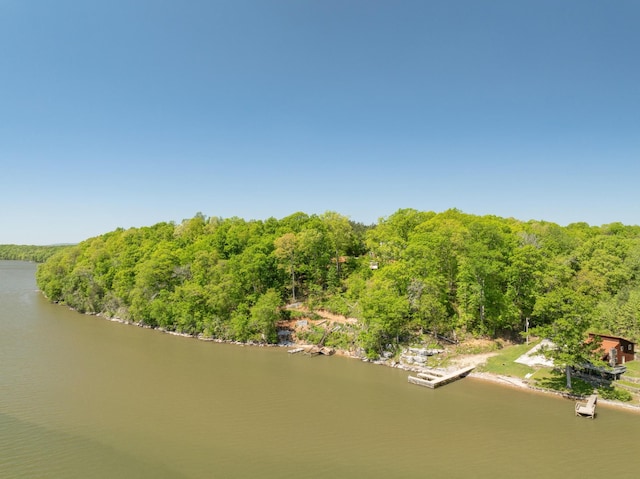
xmin=0 ymin=244 xmax=72 ymax=263
xmin=34 ymin=210 xmax=640 ymax=358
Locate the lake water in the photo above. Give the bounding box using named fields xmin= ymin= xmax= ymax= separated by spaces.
xmin=1 ymin=260 xmax=638 ymax=478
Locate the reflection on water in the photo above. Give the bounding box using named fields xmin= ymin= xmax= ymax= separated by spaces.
xmin=0 ymin=261 xmax=637 ymax=478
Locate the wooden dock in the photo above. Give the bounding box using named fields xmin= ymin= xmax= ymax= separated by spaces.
xmin=408 ymin=366 xmax=475 ymax=389
xmin=575 ymin=393 xmax=597 ymax=418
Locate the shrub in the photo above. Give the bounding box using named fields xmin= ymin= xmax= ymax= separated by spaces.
xmin=597 ymin=386 xmax=633 ymax=402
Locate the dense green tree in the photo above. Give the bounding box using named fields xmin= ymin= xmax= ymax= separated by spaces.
xmin=359 ymin=274 xmax=410 ymax=357
xmin=533 ymin=302 xmax=600 ymax=389
xmin=249 ymin=289 xmax=282 ymax=343
xmin=596 ymin=286 xmax=640 ymax=341
xmin=455 ymin=218 xmax=513 ymax=335
xmin=365 ymin=208 xmax=433 ymax=264
xmin=505 ymin=243 xmax=545 ymax=337
xmin=405 ymin=215 xmax=467 ymax=327
xmin=273 ymin=232 xmax=299 ymax=302
xmin=321 ymin=211 xmax=354 ymax=281
xmin=33 ymin=210 xmax=640 ymax=358
xmin=0 ymin=244 xmax=72 ymax=262
xmin=406 ymin=277 xmax=449 ymax=337
xmin=296 ymin=228 xmax=331 ymax=291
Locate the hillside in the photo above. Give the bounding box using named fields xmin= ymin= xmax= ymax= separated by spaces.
xmin=36 ymin=209 xmax=640 ymax=358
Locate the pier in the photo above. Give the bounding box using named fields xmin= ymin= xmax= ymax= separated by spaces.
xmin=408 ymin=366 xmax=475 ymax=389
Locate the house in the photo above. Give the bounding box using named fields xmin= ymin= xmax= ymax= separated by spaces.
xmin=588 ymin=333 xmax=636 ymax=365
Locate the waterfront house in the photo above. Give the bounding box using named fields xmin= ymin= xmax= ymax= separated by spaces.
xmin=588 ymin=333 xmax=636 ymax=365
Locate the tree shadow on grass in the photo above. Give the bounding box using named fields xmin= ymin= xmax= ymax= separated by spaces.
xmin=536 ymin=369 xmax=596 ymax=396
xmin=537 ymin=369 xmax=633 ymax=401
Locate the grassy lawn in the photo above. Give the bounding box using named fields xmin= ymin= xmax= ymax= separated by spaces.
xmin=617 ymin=379 xmax=640 ymax=389
xmin=534 ymin=370 xmax=595 ymax=396
xmin=623 ymin=360 xmax=640 ymax=378
xmin=477 ymin=341 xmax=538 ymax=378
xmin=474 ymin=341 xmax=636 ymax=402
xmin=531 ymin=369 xmax=635 ymax=402
xmin=450 ymin=338 xmax=639 ymax=403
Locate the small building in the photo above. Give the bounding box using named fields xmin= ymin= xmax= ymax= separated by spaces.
xmin=588 ymin=333 xmax=636 ymax=365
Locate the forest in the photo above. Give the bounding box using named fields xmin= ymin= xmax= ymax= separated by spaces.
xmin=35 ymin=209 xmax=640 ymax=358
xmin=0 ymin=244 xmax=72 ymax=263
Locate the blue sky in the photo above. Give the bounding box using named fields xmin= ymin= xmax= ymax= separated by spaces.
xmin=2 ymin=0 xmax=639 ymax=244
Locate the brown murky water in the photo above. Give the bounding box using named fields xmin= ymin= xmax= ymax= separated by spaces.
xmin=1 ymin=261 xmax=638 ymax=478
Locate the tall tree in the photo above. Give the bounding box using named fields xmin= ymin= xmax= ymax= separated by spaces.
xmin=273 ymin=232 xmax=299 ymax=302
xmin=321 ymin=211 xmax=354 ymax=282
xmin=456 ymin=218 xmax=511 ymax=335
xmin=249 ymin=289 xmax=282 ymax=343
xmin=505 ymin=242 xmax=545 ymax=337
xmin=359 ymin=274 xmax=410 ymax=357
xmin=535 ymin=317 xmax=600 ymax=389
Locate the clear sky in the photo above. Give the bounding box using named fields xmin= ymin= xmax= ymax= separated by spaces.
xmin=2 ymin=0 xmax=639 ymax=245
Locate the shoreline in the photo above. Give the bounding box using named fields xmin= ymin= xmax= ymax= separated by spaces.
xmin=468 ymin=371 xmax=640 ymax=415
xmin=80 ymin=307 xmax=640 ymax=415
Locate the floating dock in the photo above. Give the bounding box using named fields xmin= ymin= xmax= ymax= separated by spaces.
xmin=408 ymin=366 xmax=475 ymax=389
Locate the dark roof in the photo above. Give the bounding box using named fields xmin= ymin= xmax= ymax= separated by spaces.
xmin=588 ymin=333 xmax=635 ymax=345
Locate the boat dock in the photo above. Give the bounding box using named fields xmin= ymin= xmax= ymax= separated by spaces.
xmin=408 ymin=366 xmax=475 ymax=389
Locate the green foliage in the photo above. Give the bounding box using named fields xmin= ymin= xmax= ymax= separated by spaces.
xmin=358 ymin=274 xmax=411 ymax=357
xmin=597 ymin=385 xmax=633 ymax=402
xmin=536 ymin=371 xmax=633 ymax=402
xmin=249 ymin=289 xmax=282 ymax=343
xmin=532 ymin=304 xmax=601 ymax=389
xmin=324 ymin=326 xmax=356 ymax=350
xmin=297 ymin=326 xmax=326 ymax=345
xmin=0 ymin=244 xmax=72 ymax=262
xmin=34 ymin=209 xmax=640 ymax=355
xmin=536 ymin=371 xmax=595 ymax=396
